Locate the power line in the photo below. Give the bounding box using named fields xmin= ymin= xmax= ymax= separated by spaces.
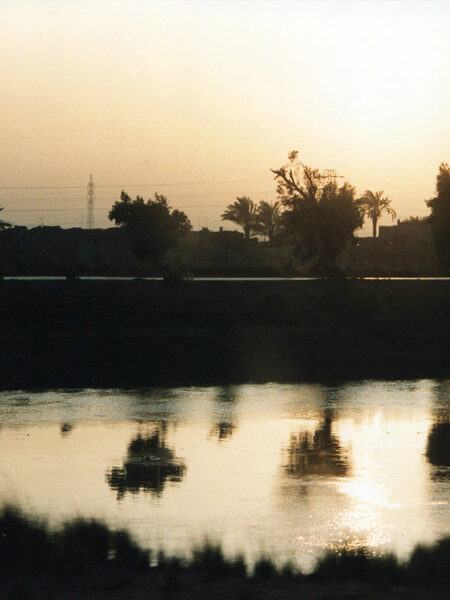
xmin=0 ymin=190 xmax=276 ymax=202
xmin=5 ymin=208 xmax=86 ymax=213
xmin=6 ymin=206 xmax=229 ymax=213
xmin=5 ymin=206 xmax=221 ymax=212
xmin=0 ymin=178 xmax=269 ymax=191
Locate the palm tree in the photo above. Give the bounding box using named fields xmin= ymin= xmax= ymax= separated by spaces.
xmin=358 ymin=190 xmax=396 ymax=238
xmin=256 ymin=200 xmax=283 ymax=242
xmin=221 ymin=196 xmax=258 ymax=239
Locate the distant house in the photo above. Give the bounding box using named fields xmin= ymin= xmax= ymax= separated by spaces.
xmin=342 ymin=219 xmax=440 ymax=275
xmin=0 ymin=226 xmax=140 ymax=275
xmin=378 ymin=218 xmax=432 ymax=246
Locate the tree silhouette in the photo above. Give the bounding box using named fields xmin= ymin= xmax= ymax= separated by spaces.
xmin=358 ymin=190 xmax=396 ymax=238
xmin=108 ymin=191 xmax=191 ymax=268
xmin=426 ymin=163 xmax=450 ymax=268
xmin=221 ymin=196 xmax=258 ymax=240
xmin=272 ymin=152 xmax=363 ymax=271
xmin=0 ymin=207 xmax=11 ymax=230
xmin=255 ymin=200 xmax=283 ymax=243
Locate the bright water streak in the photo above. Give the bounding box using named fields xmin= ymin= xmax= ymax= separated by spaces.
xmin=0 ymin=380 xmax=448 ymax=571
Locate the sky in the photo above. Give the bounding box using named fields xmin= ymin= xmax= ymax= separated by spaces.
xmin=0 ymin=0 xmax=449 ymax=233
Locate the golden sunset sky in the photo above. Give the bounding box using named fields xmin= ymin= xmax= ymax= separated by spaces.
xmin=0 ymin=0 xmax=449 ymax=232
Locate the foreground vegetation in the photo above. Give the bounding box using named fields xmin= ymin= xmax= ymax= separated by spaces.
xmin=1 ymin=505 xmax=449 ymax=599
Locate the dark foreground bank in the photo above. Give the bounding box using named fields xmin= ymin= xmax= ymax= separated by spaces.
xmin=0 ymin=279 xmax=448 ymax=388
xmin=1 ymin=506 xmax=449 ymax=600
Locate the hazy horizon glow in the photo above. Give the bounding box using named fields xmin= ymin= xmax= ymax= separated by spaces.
xmin=0 ymin=0 xmax=449 ymax=233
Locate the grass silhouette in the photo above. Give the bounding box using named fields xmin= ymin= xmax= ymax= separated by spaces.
xmin=1 ymin=504 xmax=449 ymax=596
xmin=0 ymin=505 xmax=149 ymax=577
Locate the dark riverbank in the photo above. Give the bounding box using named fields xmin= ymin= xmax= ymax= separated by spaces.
xmin=0 ymin=279 xmax=448 ymax=388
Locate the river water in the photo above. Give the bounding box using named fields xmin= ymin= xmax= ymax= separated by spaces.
xmin=0 ymin=380 xmax=448 ymax=571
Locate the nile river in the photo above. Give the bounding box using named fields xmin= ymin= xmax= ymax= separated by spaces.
xmin=0 ymin=380 xmax=448 ymax=571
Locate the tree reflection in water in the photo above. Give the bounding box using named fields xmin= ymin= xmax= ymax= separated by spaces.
xmin=284 ymin=411 xmax=348 ymax=478
xmin=106 ymin=425 xmax=186 ymax=500
xmin=426 ymin=421 xmax=450 ymax=468
xmin=209 ymin=386 xmax=238 ymax=442
xmin=210 ymin=421 xmax=235 ymax=440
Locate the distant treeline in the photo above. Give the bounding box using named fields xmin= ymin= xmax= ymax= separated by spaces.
xmin=1 ymin=160 xmax=448 ymax=278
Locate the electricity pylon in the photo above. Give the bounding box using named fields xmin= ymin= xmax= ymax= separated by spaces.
xmin=86 ymin=174 xmax=95 ymax=229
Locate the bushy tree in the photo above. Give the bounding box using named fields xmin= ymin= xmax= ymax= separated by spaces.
xmin=358 ymin=190 xmax=396 ymax=238
xmin=221 ymin=196 xmax=258 ymax=239
xmin=426 ymin=163 xmax=450 ymax=268
xmin=272 ymin=152 xmax=363 ymax=270
xmin=108 ymin=191 xmax=192 ymax=267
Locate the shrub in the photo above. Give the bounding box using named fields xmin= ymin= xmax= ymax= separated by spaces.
xmin=191 ymin=541 xmax=229 ymax=580
xmin=313 ymin=547 xmax=401 ymax=584
xmin=0 ymin=505 xmax=58 ymax=575
xmin=253 ymin=555 xmax=277 ymax=579
xmin=112 ymin=529 xmax=150 ymax=571
xmin=58 ymin=518 xmax=111 ymax=573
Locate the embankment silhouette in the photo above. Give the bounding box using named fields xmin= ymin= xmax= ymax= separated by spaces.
xmin=0 ymin=279 xmax=448 ymax=388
